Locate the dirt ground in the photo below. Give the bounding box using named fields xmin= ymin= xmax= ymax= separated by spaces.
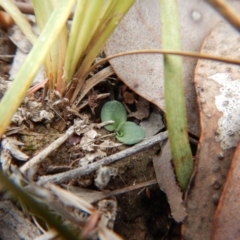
xmin=0 ymin=31 xmax=181 ymax=239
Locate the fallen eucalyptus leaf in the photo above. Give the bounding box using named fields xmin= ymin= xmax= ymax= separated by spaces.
xmin=183 ymin=21 xmax=240 ymax=240
xmin=116 ymin=121 xmax=145 ymax=145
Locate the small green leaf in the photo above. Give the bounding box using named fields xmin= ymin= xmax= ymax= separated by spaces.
xmin=101 ymin=100 xmax=127 ymax=131
xmin=116 ymin=121 xmax=145 ymax=145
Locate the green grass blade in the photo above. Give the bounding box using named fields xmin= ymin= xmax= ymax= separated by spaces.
xmin=64 ymin=0 xmax=105 ymax=84
xmin=159 ymin=0 xmax=193 ymax=190
xmin=70 ymin=0 xmax=135 ymax=103
xmin=0 ymin=0 xmax=37 ymax=44
xmin=0 ymin=0 xmax=76 ymax=138
xmin=32 ymin=0 xmax=68 ymax=92
xmin=76 ymin=0 xmax=135 ymax=78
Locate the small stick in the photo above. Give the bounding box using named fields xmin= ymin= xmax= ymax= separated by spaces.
xmin=99 ymin=179 xmax=157 ymax=199
xmin=65 ymin=179 xmax=158 ymax=203
xmin=20 ymin=126 xmax=74 ymax=174
xmin=91 ymin=179 xmax=158 ymax=202
xmin=37 ymin=131 xmax=168 ymax=185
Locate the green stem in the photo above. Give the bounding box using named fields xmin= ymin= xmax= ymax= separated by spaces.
xmin=159 ymin=0 xmax=193 ymax=190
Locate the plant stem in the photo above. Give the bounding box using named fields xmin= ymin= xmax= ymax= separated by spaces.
xmin=159 ymin=0 xmax=193 ymax=190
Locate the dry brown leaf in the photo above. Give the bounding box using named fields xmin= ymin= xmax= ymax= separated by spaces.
xmin=153 ymin=140 xmax=186 ymax=222
xmin=211 ymin=143 xmax=240 ymax=240
xmin=76 ymin=66 xmax=114 ymax=105
xmin=128 ymin=97 xmax=149 ymax=120
xmin=88 ymin=90 xmax=99 ymax=114
xmin=105 ymin=0 xmax=240 ymax=136
xmin=183 ymin=22 xmax=240 ymax=240
xmin=121 ymin=85 xmax=135 ymax=104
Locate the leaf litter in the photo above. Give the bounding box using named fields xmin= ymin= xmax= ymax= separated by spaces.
xmin=2 ymin=0 xmax=238 ymax=239
xmin=0 ymin=77 xmax=172 ymax=238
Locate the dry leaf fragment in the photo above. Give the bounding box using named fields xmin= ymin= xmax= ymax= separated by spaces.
xmin=128 ymin=97 xmax=149 ymax=120
xmin=122 ymin=85 xmax=135 ymax=104
xmin=12 ymin=99 xmax=55 ymax=124
xmin=0 ymin=149 xmax=12 ymax=174
xmin=80 ymin=129 xmax=99 ymax=151
xmin=1 ymin=137 xmax=28 ymax=161
xmin=94 ymin=166 xmax=118 ymax=190
xmin=98 ymin=198 xmax=118 ymax=229
xmin=153 ymin=140 xmax=186 ymax=222
xmin=27 ymin=101 xmax=54 ymax=123
xmin=74 ymin=118 xmax=88 ymax=135
xmin=88 ymin=90 xmax=99 ymax=114
xmin=79 ymin=149 xmax=107 ymax=167
xmin=98 ymin=140 xmax=122 ymax=150
xmin=140 ymin=111 xmax=164 ymax=137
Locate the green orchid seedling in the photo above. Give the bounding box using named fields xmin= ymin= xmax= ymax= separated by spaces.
xmin=101 ymin=100 xmax=145 ymax=145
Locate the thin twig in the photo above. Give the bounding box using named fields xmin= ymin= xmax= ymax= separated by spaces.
xmin=88 ymin=49 xmax=240 ymax=77
xmin=20 ymin=126 xmax=74 ymax=174
xmin=206 ymin=0 xmax=240 ymax=31
xmin=37 ymin=131 xmax=168 ymax=185
xmin=96 ymin=178 xmax=157 ymax=199
xmin=65 ymin=179 xmax=158 ymax=203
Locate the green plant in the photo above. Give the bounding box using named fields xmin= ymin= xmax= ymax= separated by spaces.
xmin=0 ymin=0 xmax=135 ymax=138
xmin=0 ymin=1 xmax=135 ymax=238
xmin=101 ymin=100 xmax=145 ymax=145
